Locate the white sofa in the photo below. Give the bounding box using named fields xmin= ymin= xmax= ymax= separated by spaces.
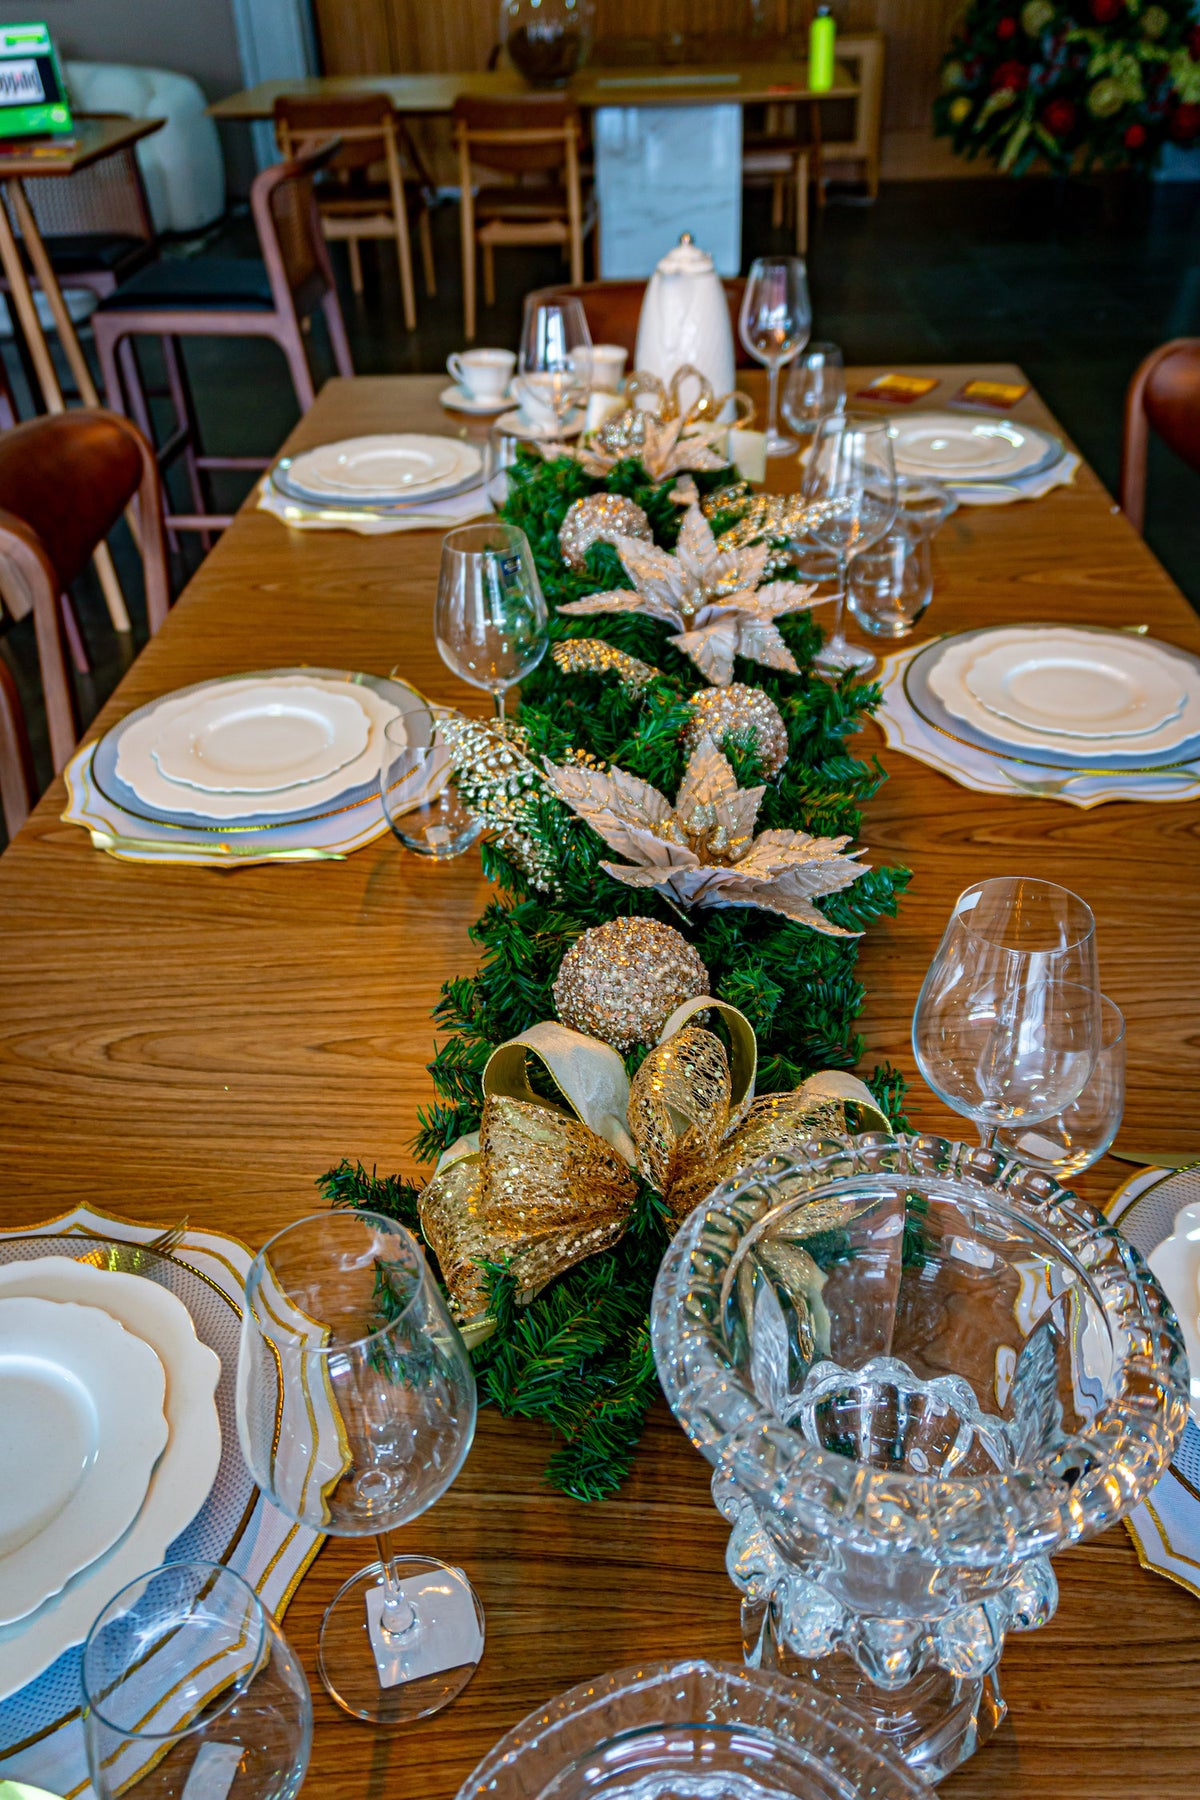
xmin=63 ymin=60 xmax=225 ymax=234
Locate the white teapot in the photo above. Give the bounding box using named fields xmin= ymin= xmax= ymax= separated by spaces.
xmin=634 ymin=234 xmax=736 ymax=417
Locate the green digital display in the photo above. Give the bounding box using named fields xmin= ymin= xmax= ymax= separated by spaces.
xmin=0 ymin=22 xmax=73 ymax=139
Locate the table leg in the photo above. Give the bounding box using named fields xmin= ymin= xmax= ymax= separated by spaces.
xmin=0 ymin=179 xmax=134 ymax=633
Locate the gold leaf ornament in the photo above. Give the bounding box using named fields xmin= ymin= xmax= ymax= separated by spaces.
xmin=417 ymin=999 xmax=889 ymax=1335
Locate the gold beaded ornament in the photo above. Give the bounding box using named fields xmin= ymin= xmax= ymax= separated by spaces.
xmin=553 ymin=917 xmax=710 ymax=1053
xmin=681 ymin=683 xmax=790 ymax=779
xmin=558 ymin=494 xmax=653 ymax=573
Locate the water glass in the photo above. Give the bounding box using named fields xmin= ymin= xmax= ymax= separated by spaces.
xmin=996 ymin=994 xmax=1125 ymax=1175
xmin=804 ymin=412 xmax=897 ymax=674
xmin=738 ymin=256 xmax=812 ymax=456
xmin=782 ymin=341 xmax=845 ymax=442
xmin=435 ymin=520 xmax=548 ymax=721
xmin=83 ymin=1561 xmax=311 ymax=1800
xmin=380 ymin=722 xmax=481 ymax=859
xmin=237 ymin=1211 xmax=483 ymax=1724
xmin=847 ymin=479 xmax=954 ymax=638
xmin=912 ymin=877 xmax=1101 ymax=1146
xmin=518 ymin=295 xmax=592 ymax=431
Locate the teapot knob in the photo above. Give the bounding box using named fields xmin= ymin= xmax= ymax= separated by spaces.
xmin=679 ymin=231 xmax=694 ymax=245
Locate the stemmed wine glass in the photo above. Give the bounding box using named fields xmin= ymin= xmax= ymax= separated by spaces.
xmin=237 ymin=1211 xmax=483 ymax=1726
xmin=782 ymin=341 xmax=845 ymax=443
xmin=804 ymin=411 xmax=897 ymax=675
xmin=435 ymin=520 xmax=548 ymax=723
xmin=517 ymin=295 xmax=592 ymax=434
xmin=738 ymin=256 xmax=812 ymax=456
xmin=83 ymin=1561 xmax=312 ymax=1800
xmin=912 ymin=877 xmax=1102 ymax=1149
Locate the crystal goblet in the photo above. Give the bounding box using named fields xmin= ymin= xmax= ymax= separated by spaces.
xmin=651 ymin=1134 xmax=1187 ymax=1782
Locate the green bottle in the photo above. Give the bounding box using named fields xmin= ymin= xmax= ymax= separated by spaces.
xmin=809 ymin=3 xmax=835 ymax=93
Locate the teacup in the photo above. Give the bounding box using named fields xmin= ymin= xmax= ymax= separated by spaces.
xmin=447 ymin=348 xmax=515 ymax=404
xmin=511 ymin=372 xmax=564 ymax=435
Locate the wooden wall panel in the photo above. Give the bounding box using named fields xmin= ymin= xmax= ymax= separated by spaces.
xmin=311 ymin=0 xmax=971 ymax=179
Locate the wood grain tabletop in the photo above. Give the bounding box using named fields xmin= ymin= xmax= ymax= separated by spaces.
xmin=1 ymin=369 xmax=1197 ymax=1797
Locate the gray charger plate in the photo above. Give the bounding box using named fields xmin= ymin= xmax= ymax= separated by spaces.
xmin=272 ymin=452 xmax=484 ymax=512
xmin=92 ymin=668 xmax=432 ymax=834
xmin=905 ymin=625 xmax=1200 ymax=773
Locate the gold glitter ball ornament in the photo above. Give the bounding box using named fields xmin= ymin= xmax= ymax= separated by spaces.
xmin=553 ymin=918 xmax=710 ymax=1053
xmin=682 ymin=684 xmax=789 ymax=779
xmin=558 ymin=494 xmax=652 ymax=573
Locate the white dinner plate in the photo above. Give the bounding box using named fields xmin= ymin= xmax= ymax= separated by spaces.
xmin=925 ymin=628 xmax=1200 ymax=761
xmin=114 ymin=674 xmax=402 ymax=822
xmin=1148 ymin=1202 xmax=1200 ymax=1427
xmin=0 ymin=1296 xmax=167 ymax=1627
xmin=285 ymin=434 xmax=474 ymax=500
xmin=439 ymin=383 xmax=511 ymax=416
xmin=888 ymin=412 xmax=1061 ymax=482
xmin=962 ymin=629 xmax=1189 ymax=741
xmin=151 ymin=681 xmax=371 ymax=796
xmin=0 ymin=1255 xmax=222 ymax=1698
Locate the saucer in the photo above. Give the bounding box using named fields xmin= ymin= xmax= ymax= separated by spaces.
xmin=495 ymin=408 xmax=583 ymax=442
xmin=439 ymin=384 xmax=511 ymax=416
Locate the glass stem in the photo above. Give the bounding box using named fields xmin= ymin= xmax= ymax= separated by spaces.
xmin=375 ymin=1532 xmax=417 ymax=1640
xmin=980 ymin=1125 xmax=1000 ymax=1151
xmin=766 ymin=362 xmax=780 ymax=443
xmin=493 ymin=688 xmax=506 ymax=724
xmin=830 ymin=550 xmax=848 ymax=648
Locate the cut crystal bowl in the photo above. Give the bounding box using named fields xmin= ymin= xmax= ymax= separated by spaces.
xmin=650 ymin=1135 xmax=1188 ymax=1781
xmin=456 ymin=1658 xmax=926 ymax=1800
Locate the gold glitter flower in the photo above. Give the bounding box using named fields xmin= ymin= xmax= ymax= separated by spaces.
xmin=557 ymin=502 xmax=821 ymax=687
xmin=551 ymin=639 xmax=661 ymax=693
xmin=544 ymin=736 xmax=868 ymax=935
xmin=541 ymin=410 xmax=731 ymax=483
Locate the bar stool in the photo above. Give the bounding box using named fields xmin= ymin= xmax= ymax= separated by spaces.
xmin=0 ymin=408 xmax=168 ymax=836
xmin=91 ymin=142 xmax=354 ymax=540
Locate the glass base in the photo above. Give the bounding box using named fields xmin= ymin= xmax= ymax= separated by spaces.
xmin=813 ymin=635 xmax=876 ymax=676
xmin=743 ymin=1610 xmax=1005 ymax=1784
xmin=317 ymin=1554 xmax=484 ymax=1725
xmin=390 ymin=809 xmax=483 ymax=859
xmin=765 ymin=429 xmax=798 ymax=457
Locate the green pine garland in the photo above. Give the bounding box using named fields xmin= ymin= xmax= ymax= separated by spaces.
xmin=320 ymin=446 xmax=911 ymax=1502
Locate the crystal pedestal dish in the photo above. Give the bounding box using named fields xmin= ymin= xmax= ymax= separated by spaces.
xmin=456 ymin=1658 xmax=926 ymax=1800
xmin=651 ymin=1136 xmax=1188 ymax=1783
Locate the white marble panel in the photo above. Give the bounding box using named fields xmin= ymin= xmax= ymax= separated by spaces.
xmin=594 ymin=103 xmax=742 ymax=280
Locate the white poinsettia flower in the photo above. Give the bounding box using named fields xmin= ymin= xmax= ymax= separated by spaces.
xmin=544 ymin=736 xmax=867 ymax=936
xmin=541 ymin=412 xmax=730 ymax=483
xmin=556 ymin=502 xmax=820 ymax=686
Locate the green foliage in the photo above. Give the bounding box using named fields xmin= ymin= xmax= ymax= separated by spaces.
xmin=934 ymin=0 xmax=1200 ymax=176
xmin=323 ymin=449 xmax=911 ymax=1501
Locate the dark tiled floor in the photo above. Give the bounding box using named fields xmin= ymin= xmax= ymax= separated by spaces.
xmin=3 ymin=176 xmax=1199 ymax=845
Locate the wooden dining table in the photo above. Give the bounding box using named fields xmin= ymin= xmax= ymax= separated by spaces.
xmin=1 ymin=367 xmax=1199 ymax=1798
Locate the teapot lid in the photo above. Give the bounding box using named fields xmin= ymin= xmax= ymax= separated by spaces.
xmin=654 ymin=232 xmax=716 ymax=277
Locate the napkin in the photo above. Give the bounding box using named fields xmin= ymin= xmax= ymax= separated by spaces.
xmin=946 ymin=451 xmax=1079 ymax=507
xmin=60 ymin=740 xmax=445 ymax=866
xmin=258 ymin=475 xmax=492 ymax=535
xmin=876 ymin=642 xmax=1200 ymax=809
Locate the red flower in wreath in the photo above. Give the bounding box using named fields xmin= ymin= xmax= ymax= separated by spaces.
xmin=1089 ymin=0 xmax=1122 ymax=20
xmin=1124 ymin=122 xmax=1148 ymax=149
xmin=1043 ymin=96 xmax=1076 ymax=135
xmin=992 ymin=58 xmax=1028 ymax=90
xmin=1171 ymin=102 xmax=1200 ymax=142
xmin=996 ymin=15 xmax=1018 ymax=38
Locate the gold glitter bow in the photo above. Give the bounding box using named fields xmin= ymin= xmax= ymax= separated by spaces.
xmin=418 ymin=1000 xmax=890 ymax=1339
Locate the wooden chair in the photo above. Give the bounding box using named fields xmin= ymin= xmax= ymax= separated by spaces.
xmin=273 ymin=94 xmax=435 ymax=330
xmin=742 ymin=101 xmax=818 ymax=254
xmin=524 ymin=279 xmax=756 ymax=369
xmin=454 ymin=96 xmax=588 ymax=342
xmin=1121 ymin=339 xmax=1200 ymax=535
xmin=0 ymin=408 xmax=168 ymax=837
xmin=91 ymin=143 xmax=354 ymax=540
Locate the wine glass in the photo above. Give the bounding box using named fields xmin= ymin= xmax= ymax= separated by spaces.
xmin=804 ymin=411 xmax=897 ymax=675
xmin=782 ymin=341 xmax=845 ymax=442
xmin=912 ymin=877 xmax=1102 ymax=1148
xmin=83 ymin=1561 xmax=311 ymax=1800
xmin=237 ymin=1211 xmax=483 ymax=1725
xmin=517 ymin=295 xmax=592 ymax=433
xmin=847 ymin=477 xmax=956 ymax=639
xmin=380 ymin=723 xmax=482 ymax=858
xmin=995 ymin=993 xmax=1125 ymax=1175
xmin=738 ymin=256 xmax=812 ymax=456
xmin=435 ymin=520 xmax=548 ymax=723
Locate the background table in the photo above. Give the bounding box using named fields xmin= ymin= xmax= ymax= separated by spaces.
xmin=1 ymin=369 xmax=1198 ymax=1797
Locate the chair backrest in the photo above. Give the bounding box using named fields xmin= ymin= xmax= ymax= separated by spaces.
xmin=274 ymin=93 xmax=395 ymax=176
xmin=251 ymin=141 xmax=345 ymax=326
xmin=16 ymin=114 xmax=154 ymax=243
xmin=1121 ymin=338 xmax=1200 ymax=534
xmin=524 ymin=278 xmax=754 ymax=368
xmin=453 ymin=95 xmax=578 ymax=177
